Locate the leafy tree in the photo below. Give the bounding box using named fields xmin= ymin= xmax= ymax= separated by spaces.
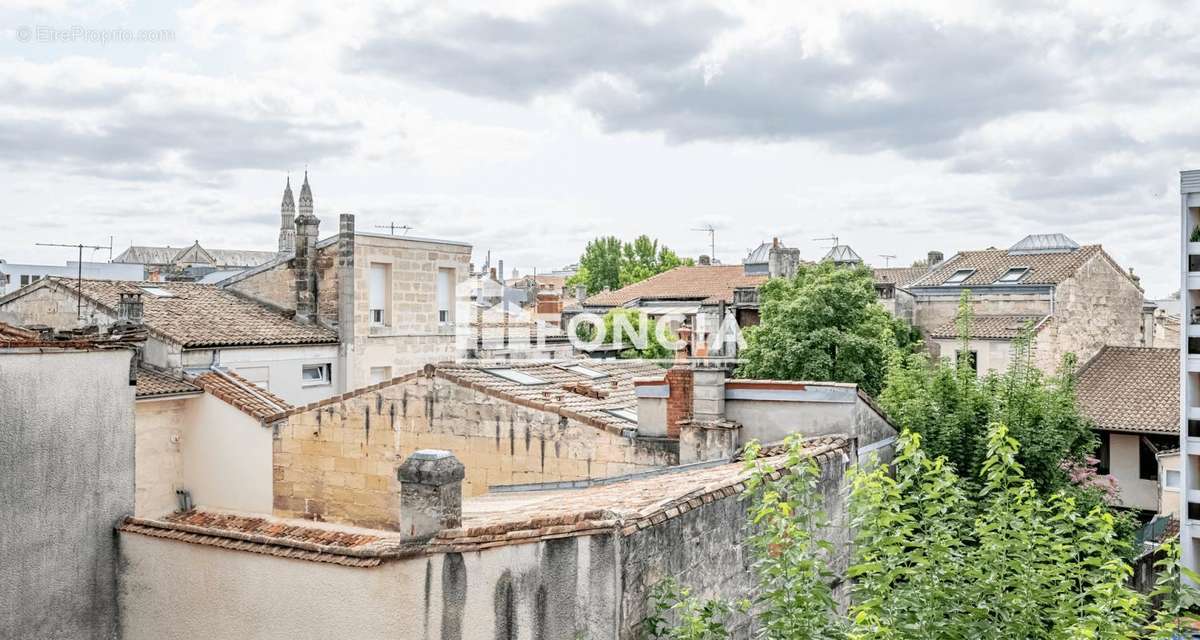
xmin=567 ymin=235 xmax=692 ymax=295
xmin=646 ymin=426 xmax=1200 ymax=639
xmin=575 ymin=308 xmax=676 ymax=360
xmin=878 ymin=291 xmax=1095 ymax=495
xmin=735 ymin=262 xmax=918 ymax=396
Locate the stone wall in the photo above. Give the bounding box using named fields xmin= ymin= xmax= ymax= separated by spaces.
xmin=273 ymin=374 xmax=678 ymax=529
xmin=1 ymin=348 xmax=135 ymax=640
xmin=1035 ymin=252 xmax=1143 ymax=372
xmin=0 ymin=282 xmax=113 ymax=329
xmin=909 ymin=291 xmax=1051 ymax=336
xmin=225 ymin=259 xmax=295 ymax=312
xmin=618 ymin=445 xmax=850 ymax=639
xmin=134 ymin=398 xmax=187 ymax=517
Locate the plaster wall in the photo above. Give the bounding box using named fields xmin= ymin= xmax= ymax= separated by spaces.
xmin=928 ymin=337 xmax=1015 ymax=374
xmin=134 ymin=397 xmax=188 ymax=517
xmin=182 ymin=393 xmax=273 ymax=514
xmin=181 ymin=344 xmax=341 ymax=406
xmin=1160 ymin=453 xmax=1182 ymax=517
xmin=0 ymin=348 xmax=135 ymax=640
xmin=1107 ymin=432 xmax=1158 ymax=511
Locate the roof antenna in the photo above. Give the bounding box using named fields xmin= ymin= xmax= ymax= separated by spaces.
xmin=36 ymin=240 xmax=111 ymax=320
xmin=813 ymin=235 xmax=839 ymax=247
xmin=691 ymin=224 xmax=716 ymax=262
xmin=878 ymin=254 xmax=896 ymax=267
xmin=374 ymin=223 xmax=413 ymax=236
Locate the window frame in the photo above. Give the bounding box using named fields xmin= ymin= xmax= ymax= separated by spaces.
xmin=995 ymin=267 xmax=1030 ymax=284
xmin=942 ymin=269 xmax=975 ymax=285
xmin=301 ymin=363 xmax=332 ymax=387
xmin=557 ymin=364 xmax=609 ymax=380
xmin=484 ymin=368 xmax=548 ymax=386
xmin=368 ymin=262 xmax=391 ymax=327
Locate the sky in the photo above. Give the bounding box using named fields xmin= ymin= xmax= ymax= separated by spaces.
xmin=1 ymin=0 xmax=1197 ymax=297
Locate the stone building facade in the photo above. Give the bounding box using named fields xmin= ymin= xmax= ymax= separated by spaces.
xmin=897 ymin=234 xmax=1144 ymax=374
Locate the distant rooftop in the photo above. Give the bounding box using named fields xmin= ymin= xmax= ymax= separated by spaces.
xmin=1007 ymin=233 xmax=1080 ymax=255
xmin=822 ymin=245 xmax=862 ymax=265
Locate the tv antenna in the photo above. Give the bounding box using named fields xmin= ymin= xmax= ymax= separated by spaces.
xmin=878 ymin=254 xmax=896 ymax=267
xmin=692 ymin=224 xmax=716 ymax=261
xmin=374 ymin=223 xmax=413 ymax=236
xmin=36 ymin=240 xmax=112 ymax=320
xmin=812 ymin=235 xmax=839 ymax=247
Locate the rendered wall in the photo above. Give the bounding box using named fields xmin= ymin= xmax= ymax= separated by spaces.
xmin=134 ymin=397 xmax=188 ymax=517
xmin=1107 ymin=432 xmax=1158 ymax=511
xmin=182 ymin=393 xmax=273 ymax=514
xmin=181 ymin=344 xmax=341 ymax=406
xmin=273 ymin=374 xmax=677 ymax=529
xmin=0 ymin=348 xmax=135 ymax=640
xmin=928 ymin=337 xmax=1015 ymax=375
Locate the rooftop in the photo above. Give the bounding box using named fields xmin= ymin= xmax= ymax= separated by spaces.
xmin=114 ymin=244 xmax=277 ymax=268
xmin=871 ymin=266 xmax=928 ymax=288
xmin=135 ymin=366 xmax=201 ymax=399
xmin=927 ymin=314 xmax=1049 ymax=340
xmin=118 ymin=435 xmax=851 ymax=562
xmin=1 ymin=278 xmax=337 ymax=348
xmin=190 ymin=368 xmax=292 ymax=421
xmin=583 ymin=265 xmax=767 ymax=307
xmin=909 ymin=240 xmax=1117 ymax=288
xmin=1076 ymin=346 xmax=1179 ymax=434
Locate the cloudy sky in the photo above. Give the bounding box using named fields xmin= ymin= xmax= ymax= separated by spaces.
xmin=1 ymin=0 xmax=1196 ymax=296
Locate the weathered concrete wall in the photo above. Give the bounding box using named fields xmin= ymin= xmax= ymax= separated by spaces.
xmin=0 ymin=282 xmax=113 ymax=329
xmin=1 ymin=348 xmax=135 ymax=640
xmin=273 ymin=374 xmax=677 ymax=529
xmin=118 ymin=528 xmax=619 ymax=640
xmin=134 ymin=398 xmax=188 ymax=517
xmin=1035 ymin=253 xmax=1143 ymax=372
xmin=618 ymin=447 xmax=850 ymax=639
xmin=725 ymin=387 xmax=895 ymax=452
xmin=183 ymin=393 xmax=273 ymax=514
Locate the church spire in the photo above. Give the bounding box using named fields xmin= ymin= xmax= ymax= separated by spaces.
xmin=297 ymin=170 xmax=314 ymax=219
xmin=278 ymin=175 xmax=297 ymax=255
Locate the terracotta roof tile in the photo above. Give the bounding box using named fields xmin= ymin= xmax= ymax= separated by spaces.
xmin=872 ymin=266 xmax=927 ymax=288
xmin=27 ymin=278 xmax=337 ymax=348
xmin=0 ymin=321 xmax=39 ymax=343
xmin=1076 ymin=347 xmax=1178 ymax=434
xmin=191 ymin=369 xmax=292 ymax=421
xmin=928 ymin=314 xmax=1049 ymax=340
xmin=910 ymin=245 xmax=1108 ymax=288
xmin=135 ymin=367 xmax=201 ymax=398
xmin=583 ymin=265 xmax=766 ymax=307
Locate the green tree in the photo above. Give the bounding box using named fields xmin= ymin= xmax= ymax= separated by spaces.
xmin=646 ymin=426 xmax=1200 ymax=639
xmin=735 ymin=262 xmax=918 ymax=396
xmin=567 ymin=235 xmax=693 ymax=296
xmin=575 ymin=308 xmax=676 ymax=360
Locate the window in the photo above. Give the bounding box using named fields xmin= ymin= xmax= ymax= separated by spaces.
xmin=956 ymin=350 xmax=978 ymax=373
xmin=369 ymin=366 xmax=392 ymax=384
xmin=485 ymin=368 xmax=547 ymax=385
xmin=1096 ymin=431 xmax=1110 ymax=475
xmin=369 ymin=263 xmax=391 ymax=326
xmin=1140 ymin=436 xmax=1164 ymax=480
xmin=301 ymin=363 xmax=332 ymax=386
xmin=19 ymin=274 xmax=42 ymax=286
xmin=942 ymin=269 xmax=974 ymax=285
xmin=605 ymin=408 xmax=638 ymax=423
xmin=557 ymin=364 xmax=609 ymax=379
xmin=995 ymin=267 xmax=1029 ymax=283
xmin=1165 ymin=469 xmax=1182 ymax=490
xmin=437 ymin=268 xmax=454 ymax=325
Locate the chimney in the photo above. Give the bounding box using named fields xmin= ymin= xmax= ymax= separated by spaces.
xmin=397 ymin=450 xmax=464 ymax=541
xmin=294 ymin=172 xmax=320 ymax=322
xmin=772 ymin=237 xmax=780 ymax=248
xmin=489 ymin=267 xmax=497 ymax=281
xmin=692 ymin=362 xmax=726 ymax=424
xmin=498 ymin=260 xmax=505 ymax=281
xmin=337 ymin=214 xmax=356 ymax=389
xmin=664 ymin=326 xmax=693 ymax=439
xmin=927 ymin=250 xmax=944 ymax=270
xmin=575 ymin=284 xmax=587 ymax=303
xmin=118 ymin=292 xmax=144 ymax=324
xmin=698 ymin=255 xmax=711 ymax=266
xmin=768 ymin=240 xmax=801 ymax=279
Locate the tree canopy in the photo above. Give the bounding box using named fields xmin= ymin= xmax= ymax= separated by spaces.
xmin=574 ymin=308 xmax=676 ymax=360
xmin=566 ymin=235 xmax=692 ymax=295
xmin=735 ymin=262 xmax=920 ymax=396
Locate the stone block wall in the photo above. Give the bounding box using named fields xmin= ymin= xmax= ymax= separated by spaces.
xmin=133 ymin=398 xmax=187 ymax=517
xmin=1035 ymin=252 xmax=1143 ymax=372
xmin=910 ymin=291 xmax=1050 ymax=336
xmin=226 ymin=260 xmax=295 ymax=312
xmin=0 ymin=282 xmax=113 ymax=329
xmin=273 ymin=374 xmax=678 ymax=530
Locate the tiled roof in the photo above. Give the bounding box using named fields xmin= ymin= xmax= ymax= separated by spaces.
xmin=120 ymin=436 xmax=850 ymax=562
xmin=1076 ymin=347 xmax=1178 ymax=434
xmin=191 ymin=369 xmax=291 ymax=421
xmin=113 ymin=244 xmax=275 ymax=268
xmin=22 ymin=278 xmax=337 ymax=348
xmin=910 ymin=244 xmax=1113 ymax=288
xmin=872 ymin=266 xmax=927 ymax=288
xmin=135 ymin=367 xmax=201 ymax=398
xmin=432 ymin=435 xmax=850 ymax=552
xmin=0 ymin=321 xmax=39 ymax=344
xmin=269 ymin=360 xmax=665 ymax=435
xmin=583 ymin=265 xmax=767 ymax=307
xmin=117 ymin=510 xmax=420 ymax=568
xmin=928 ymin=314 xmax=1049 ymax=340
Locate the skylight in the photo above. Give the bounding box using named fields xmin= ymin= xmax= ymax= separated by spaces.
xmin=995 ymin=267 xmax=1029 ymax=284
xmin=139 ymin=286 xmax=176 ymax=298
xmin=558 ymin=364 xmax=609 ymax=380
xmin=942 ymin=269 xmax=974 ymax=285
xmin=485 ymin=368 xmax=548 ymax=385
xmin=605 ymin=408 xmax=638 ymax=423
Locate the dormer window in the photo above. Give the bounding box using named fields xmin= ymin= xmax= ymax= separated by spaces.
xmin=942 ymin=269 xmax=974 ymax=285
xmin=995 ymin=267 xmax=1029 ymax=284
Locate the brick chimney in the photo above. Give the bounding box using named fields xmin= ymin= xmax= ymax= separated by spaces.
xmin=397 ymin=450 xmax=464 ymax=541
xmin=665 ymin=326 xmax=693 ymax=438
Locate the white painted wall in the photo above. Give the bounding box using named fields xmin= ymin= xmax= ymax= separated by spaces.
xmin=182 ymin=394 xmax=273 ymax=514
xmin=181 ymin=344 xmax=340 ymax=406
xmin=1160 ymin=452 xmax=1181 ymax=517
xmin=1108 ymin=432 xmax=1158 ymax=511
xmin=929 ymin=338 xmax=1014 ymax=375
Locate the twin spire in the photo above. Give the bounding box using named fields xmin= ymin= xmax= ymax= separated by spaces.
xmin=278 ymin=172 xmax=314 ymax=255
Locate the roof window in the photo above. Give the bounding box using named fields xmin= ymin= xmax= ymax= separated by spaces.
xmin=942 ymin=269 xmax=975 ymax=285
xmin=557 ymin=364 xmax=609 ymax=379
xmin=995 ymin=267 xmax=1029 ymax=284
xmin=485 ymin=368 xmax=548 ymax=385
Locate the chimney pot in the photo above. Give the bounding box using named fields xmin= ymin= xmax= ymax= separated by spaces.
xmin=118 ymin=292 xmax=144 ymax=324
xmin=489 ymin=267 xmax=497 ymax=281
xmin=698 ymin=255 xmax=711 ymax=266
xmin=772 ymin=237 xmax=779 ymax=248
xmin=575 ymin=284 xmax=587 ymax=303
xmin=927 ymin=250 xmax=944 ymax=269
xmin=397 ymin=450 xmax=464 ymax=541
